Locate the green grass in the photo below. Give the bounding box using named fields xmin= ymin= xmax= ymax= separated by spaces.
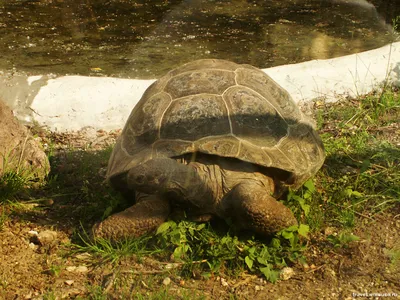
xmin=0 ymin=86 xmax=399 ymax=295
xmin=0 ymin=170 xmax=32 ymax=203
xmin=75 ymin=233 xmax=157 ymax=265
xmin=311 ymin=87 xmax=400 ymax=232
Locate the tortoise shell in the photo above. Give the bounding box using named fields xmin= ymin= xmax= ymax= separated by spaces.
xmin=107 ymin=59 xmax=325 ymax=189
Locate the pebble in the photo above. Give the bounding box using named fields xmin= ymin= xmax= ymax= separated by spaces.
xmin=65 ymin=280 xmax=74 ymax=286
xmin=28 ymin=230 xmax=38 ymax=236
xmin=324 ymin=227 xmax=337 ymax=236
xmin=37 ymin=230 xmax=58 ymax=245
xmin=66 ymin=265 xmax=89 ymax=273
xmin=28 ymin=243 xmax=37 ymax=250
xmin=79 ymin=126 xmax=97 ymax=140
xmin=220 ymin=278 xmax=229 ymax=287
xmin=279 ymin=267 xmax=295 ymax=280
xmin=162 ymin=277 xmax=171 ymax=286
xmin=75 ymin=252 xmax=92 ymax=260
xmin=165 ymin=263 xmax=179 ymax=269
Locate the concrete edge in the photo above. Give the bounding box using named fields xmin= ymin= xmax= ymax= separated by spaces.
xmin=0 ymin=42 xmax=399 ymax=132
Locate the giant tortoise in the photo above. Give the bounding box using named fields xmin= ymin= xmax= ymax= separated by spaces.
xmin=94 ymin=59 xmax=325 ymax=241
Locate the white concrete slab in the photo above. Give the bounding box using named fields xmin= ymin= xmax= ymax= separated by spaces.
xmin=30 ymin=76 xmax=155 ymax=131
xmin=2 ymin=41 xmax=399 ymax=132
xmin=265 ymin=42 xmax=400 ymax=104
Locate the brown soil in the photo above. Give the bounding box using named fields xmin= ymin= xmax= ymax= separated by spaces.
xmin=0 ymin=129 xmax=399 ymax=300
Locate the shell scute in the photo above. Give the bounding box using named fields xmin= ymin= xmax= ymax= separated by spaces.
xmin=168 ymin=59 xmax=240 ymax=76
xmin=152 ymin=139 xmax=195 ymax=158
xmin=195 ymin=135 xmax=240 ymax=157
xmin=160 ymin=94 xmax=230 ymax=141
xmin=223 ymin=85 xmax=288 ymax=148
xmin=238 ymin=142 xmax=273 ymax=168
xmin=165 ymin=69 xmax=236 ymax=99
xmin=235 ymin=67 xmax=301 ymax=123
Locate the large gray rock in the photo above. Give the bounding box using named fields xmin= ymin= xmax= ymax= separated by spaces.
xmin=0 ymin=100 xmax=50 ymax=180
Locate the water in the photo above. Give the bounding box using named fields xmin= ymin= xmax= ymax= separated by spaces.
xmin=0 ymin=0 xmax=398 ymax=78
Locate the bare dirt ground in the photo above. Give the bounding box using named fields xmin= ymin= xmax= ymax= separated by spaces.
xmin=1 ymin=127 xmax=399 ymax=300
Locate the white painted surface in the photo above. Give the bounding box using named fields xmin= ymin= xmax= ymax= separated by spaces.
xmin=31 ymin=76 xmax=155 ymax=131
xmin=5 ymin=42 xmax=400 ymax=132
xmin=265 ymin=42 xmax=400 ymax=104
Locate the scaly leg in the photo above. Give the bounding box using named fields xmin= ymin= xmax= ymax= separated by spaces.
xmin=220 ymin=181 xmax=298 ymax=236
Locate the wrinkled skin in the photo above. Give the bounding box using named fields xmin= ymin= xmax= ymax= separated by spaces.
xmin=94 ymin=154 xmax=297 ymax=241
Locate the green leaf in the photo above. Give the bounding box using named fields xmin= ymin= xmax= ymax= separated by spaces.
xmin=156 ymin=221 xmax=176 ymax=235
xmin=245 ymin=256 xmax=253 ymax=269
xmin=338 ymin=232 xmax=360 ymax=244
xmin=303 ymin=180 xmax=316 ymax=193
xmin=197 ymin=223 xmax=206 ymax=230
xmin=188 ymin=227 xmax=194 ymax=236
xmin=270 ymin=238 xmax=281 ymax=249
xmin=351 ymin=191 xmax=363 ymax=198
xmin=248 ymin=246 xmax=256 ymax=256
xmin=260 ymin=266 xmax=271 ymax=278
xmin=343 ymin=187 xmax=353 ymax=197
xmin=360 ymin=159 xmax=370 ymax=173
xmin=260 ymin=266 xmax=280 ymax=283
xmin=285 ymin=225 xmax=299 ymax=232
xmin=170 ymin=231 xmax=182 ymax=245
xmin=257 ymin=247 xmax=271 ymax=266
xmin=298 ymin=224 xmax=309 ymax=237
xmin=173 ymin=244 xmax=190 ymax=260
xmin=291 ymin=195 xmax=310 ymax=216
xmin=281 ymin=230 xmax=294 ymax=241
xmin=102 ymin=206 xmax=113 ymax=219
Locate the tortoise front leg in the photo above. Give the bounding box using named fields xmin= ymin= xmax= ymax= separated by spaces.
xmin=219 ymin=181 xmax=298 ymax=236
xmin=127 ymin=157 xmax=214 ymax=209
xmin=93 ymin=193 xmax=170 ymax=241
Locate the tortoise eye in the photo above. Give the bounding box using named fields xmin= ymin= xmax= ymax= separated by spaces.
xmin=146 ymin=174 xmax=155 ymax=182
xmin=135 ymin=175 xmax=146 ymax=184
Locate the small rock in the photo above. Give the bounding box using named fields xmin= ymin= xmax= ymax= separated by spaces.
xmin=279 ymin=267 xmax=295 ymax=280
xmin=162 ymin=277 xmax=171 ymax=286
xmin=66 ymin=265 xmax=88 ymax=273
xmin=41 ymin=199 xmax=54 ymax=206
xmin=66 ymin=266 xmax=77 ymax=272
xmin=323 ymin=267 xmax=337 ymax=282
xmin=37 ymin=230 xmax=58 ymax=245
xmin=79 ymin=126 xmax=97 ymax=140
xmin=98 ymin=167 xmax=107 ymax=178
xmin=165 ymin=263 xmax=179 ymax=269
xmin=324 ymin=227 xmax=337 ymax=236
xmin=65 ymin=280 xmax=74 ymax=286
xmin=28 ymin=230 xmax=38 ymax=236
xmin=28 ymin=243 xmax=37 ymax=250
xmin=220 ymin=278 xmax=229 ymax=287
xmin=75 ymin=265 xmax=89 ymax=273
xmin=75 ymin=252 xmax=92 ymax=260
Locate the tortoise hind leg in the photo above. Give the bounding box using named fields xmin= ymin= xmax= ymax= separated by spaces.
xmin=219 ymin=181 xmax=298 ymax=236
xmin=93 ymin=193 xmax=170 ymax=241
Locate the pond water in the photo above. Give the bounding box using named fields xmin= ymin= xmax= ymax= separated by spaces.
xmin=0 ymin=0 xmax=398 ymax=78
